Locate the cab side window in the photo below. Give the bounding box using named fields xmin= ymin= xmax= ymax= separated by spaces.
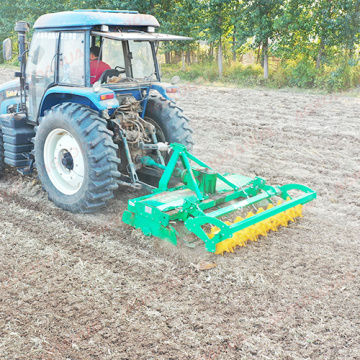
xmin=26 ymin=32 xmax=58 ymax=122
xmin=59 ymin=32 xmax=85 ymax=86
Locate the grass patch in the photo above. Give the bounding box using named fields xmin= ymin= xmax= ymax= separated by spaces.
xmin=161 ymin=58 xmax=360 ymax=93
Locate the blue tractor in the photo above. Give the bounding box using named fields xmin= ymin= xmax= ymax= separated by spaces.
xmin=0 ymin=10 xmax=194 ymax=213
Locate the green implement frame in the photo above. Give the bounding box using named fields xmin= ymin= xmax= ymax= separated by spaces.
xmin=122 ymin=143 xmax=317 ymax=253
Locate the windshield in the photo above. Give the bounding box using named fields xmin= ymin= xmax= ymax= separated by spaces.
xmin=101 ymin=39 xmax=155 ymax=80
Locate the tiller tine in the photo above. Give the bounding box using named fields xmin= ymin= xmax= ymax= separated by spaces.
xmin=122 ymin=143 xmax=316 ymax=254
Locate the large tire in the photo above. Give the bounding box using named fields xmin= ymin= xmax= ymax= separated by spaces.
xmin=145 ymin=94 xmax=194 ymax=157
xmin=33 ymin=103 xmax=120 ymax=213
xmin=0 ymin=128 xmax=5 ymax=178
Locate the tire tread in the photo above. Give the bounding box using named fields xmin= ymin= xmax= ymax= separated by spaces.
xmin=33 ymin=103 xmax=120 ymax=213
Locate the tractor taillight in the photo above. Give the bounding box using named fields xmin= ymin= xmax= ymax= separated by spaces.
xmin=166 ymin=87 xmax=178 ymax=94
xmin=100 ymin=93 xmax=115 ymax=101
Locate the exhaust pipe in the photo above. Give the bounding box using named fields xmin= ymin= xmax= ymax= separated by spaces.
xmin=15 ymin=21 xmax=29 ymax=65
xmin=14 ymin=21 xmax=29 ymax=110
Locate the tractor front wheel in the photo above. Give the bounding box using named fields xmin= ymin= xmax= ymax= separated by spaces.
xmin=33 ymin=103 xmax=120 ymax=213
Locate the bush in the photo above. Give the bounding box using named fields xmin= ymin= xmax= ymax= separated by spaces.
xmin=269 ymin=65 xmax=288 ymax=88
xmin=223 ymin=62 xmax=263 ymax=86
xmin=315 ymin=57 xmax=360 ymax=92
xmin=161 ymin=61 xmax=263 ymax=86
xmin=282 ymin=58 xmax=317 ymax=88
xmin=160 ymin=55 xmax=360 ymax=92
xmin=161 ymin=62 xmax=220 ymax=83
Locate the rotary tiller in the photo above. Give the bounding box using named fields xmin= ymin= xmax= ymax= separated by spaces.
xmin=123 ymin=143 xmax=316 ymax=254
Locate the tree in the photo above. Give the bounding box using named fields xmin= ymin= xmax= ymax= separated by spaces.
xmin=201 ymin=0 xmax=234 ymax=76
xmin=235 ymin=0 xmax=284 ymax=79
xmin=336 ymin=0 xmax=360 ymax=56
xmin=158 ymin=0 xmax=202 ymax=70
xmin=274 ymin=0 xmax=360 ymax=67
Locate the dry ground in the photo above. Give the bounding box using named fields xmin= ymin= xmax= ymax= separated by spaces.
xmin=0 ymin=67 xmax=359 ymax=359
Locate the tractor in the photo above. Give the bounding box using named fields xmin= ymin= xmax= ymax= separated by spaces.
xmin=0 ymin=10 xmax=316 ymax=254
xmin=0 ymin=10 xmax=193 ymax=211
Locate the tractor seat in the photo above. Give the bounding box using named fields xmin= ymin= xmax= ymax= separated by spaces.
xmin=99 ymin=69 xmax=121 ymax=83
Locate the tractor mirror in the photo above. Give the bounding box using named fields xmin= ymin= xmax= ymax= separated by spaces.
xmin=2 ymin=38 xmax=13 ymax=61
xmin=171 ymin=76 xmax=180 ymax=85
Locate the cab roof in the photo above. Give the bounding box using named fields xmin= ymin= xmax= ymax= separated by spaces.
xmin=33 ymin=9 xmax=160 ymax=30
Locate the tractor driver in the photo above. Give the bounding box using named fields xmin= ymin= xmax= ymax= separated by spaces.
xmin=90 ymin=46 xmax=111 ymax=84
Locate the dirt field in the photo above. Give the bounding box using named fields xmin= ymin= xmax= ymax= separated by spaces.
xmin=0 ymin=66 xmax=359 ymax=359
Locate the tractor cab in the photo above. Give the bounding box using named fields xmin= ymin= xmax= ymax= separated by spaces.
xmin=18 ymin=10 xmax=190 ymax=124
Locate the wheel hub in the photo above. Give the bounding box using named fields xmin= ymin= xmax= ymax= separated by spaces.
xmin=61 ymin=151 xmax=74 ymax=171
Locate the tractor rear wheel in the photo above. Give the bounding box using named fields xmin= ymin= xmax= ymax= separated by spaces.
xmin=33 ymin=103 xmax=120 ymax=213
xmin=0 ymin=129 xmax=5 ymax=179
xmin=144 ymin=94 xmax=194 ymax=160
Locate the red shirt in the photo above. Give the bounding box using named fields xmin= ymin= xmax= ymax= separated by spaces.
xmin=90 ymin=59 xmax=111 ymax=84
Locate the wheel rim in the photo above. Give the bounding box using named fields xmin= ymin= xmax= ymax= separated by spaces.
xmin=44 ymin=128 xmax=85 ymax=195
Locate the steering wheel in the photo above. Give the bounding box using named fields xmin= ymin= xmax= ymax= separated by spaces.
xmin=115 ymin=66 xmax=126 ymax=74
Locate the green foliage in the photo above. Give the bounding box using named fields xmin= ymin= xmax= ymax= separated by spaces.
xmin=266 ymin=56 xmax=360 ymax=91
xmin=161 ymin=62 xmax=219 ymax=82
xmin=0 ymin=0 xmax=359 ymax=91
xmin=274 ymin=0 xmax=360 ymax=62
xmin=235 ymin=0 xmax=284 ymax=47
xmin=223 ymin=63 xmax=263 ymax=86
xmin=315 ymin=57 xmax=360 ymax=91
xmin=283 ymin=58 xmax=317 ymax=88
xmin=161 ymin=62 xmax=264 ymax=86
xmin=161 ymin=57 xmax=360 ymax=92
xmin=270 ymin=66 xmax=288 ymax=88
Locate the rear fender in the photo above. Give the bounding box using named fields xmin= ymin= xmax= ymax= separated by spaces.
xmin=39 ymin=86 xmax=119 ymax=119
xmin=150 ymin=84 xmax=174 ymax=102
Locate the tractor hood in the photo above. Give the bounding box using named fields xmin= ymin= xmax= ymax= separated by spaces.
xmin=0 ymin=80 xmax=19 ymax=94
xmin=91 ymin=31 xmax=192 ymax=42
xmin=0 ymin=80 xmax=20 ymax=106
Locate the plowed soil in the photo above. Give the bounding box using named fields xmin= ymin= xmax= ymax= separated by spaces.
xmin=1 ymin=67 xmax=359 ymax=359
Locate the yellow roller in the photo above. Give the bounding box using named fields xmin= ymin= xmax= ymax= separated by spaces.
xmin=208 ymin=199 xmax=304 ymax=255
